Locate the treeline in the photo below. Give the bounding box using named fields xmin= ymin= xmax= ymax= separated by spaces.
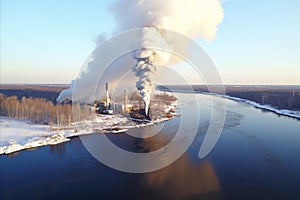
xmin=226 ymin=91 xmax=300 ymax=110
xmin=0 ymin=93 xmax=91 ymax=126
xmin=0 ymin=89 xmax=60 ymax=104
xmin=154 ymin=93 xmax=178 ymax=102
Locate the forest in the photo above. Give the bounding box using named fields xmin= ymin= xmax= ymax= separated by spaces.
xmin=0 ymin=93 xmax=89 ymax=126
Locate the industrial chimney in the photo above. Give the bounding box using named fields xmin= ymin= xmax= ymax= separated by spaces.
xmin=124 ymin=89 xmax=127 ymax=113
xmin=106 ymin=83 xmax=109 ymax=109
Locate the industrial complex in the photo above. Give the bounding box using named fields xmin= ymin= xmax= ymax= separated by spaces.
xmin=94 ymin=83 xmax=178 ymax=123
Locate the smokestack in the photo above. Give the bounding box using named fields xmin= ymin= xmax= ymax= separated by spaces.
xmin=106 ymin=83 xmax=109 ymax=109
xmin=124 ymin=89 xmax=127 ymax=112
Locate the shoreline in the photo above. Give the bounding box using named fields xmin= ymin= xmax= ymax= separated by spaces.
xmin=0 ymin=107 xmax=179 ymax=155
xmin=0 ymin=116 xmax=173 ymax=155
xmin=223 ymin=95 xmax=300 ymax=120
xmin=2 ymin=90 xmax=299 ymax=155
xmin=159 ymin=88 xmax=300 ymax=120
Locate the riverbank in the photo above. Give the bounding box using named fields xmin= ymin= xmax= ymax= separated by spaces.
xmin=0 ymin=101 xmax=179 ymax=155
xmin=157 ymin=85 xmax=300 ymax=120
xmin=224 ymin=95 xmax=300 ymax=120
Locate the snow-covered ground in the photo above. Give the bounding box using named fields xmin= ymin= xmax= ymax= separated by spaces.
xmin=197 ymin=91 xmax=300 ymax=120
xmin=0 ymin=117 xmax=70 ymax=154
xmin=224 ymin=95 xmax=300 ymax=119
xmin=0 ymin=115 xmax=130 ymax=155
xmin=162 ymin=89 xmax=300 ymax=120
xmin=0 ymin=102 xmax=179 ymax=155
xmin=3 ymin=94 xmax=297 ymax=155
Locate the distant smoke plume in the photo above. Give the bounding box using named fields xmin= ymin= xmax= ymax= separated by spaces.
xmin=57 ymin=80 xmax=74 ymax=102
xmin=57 ymin=0 xmax=224 ymax=107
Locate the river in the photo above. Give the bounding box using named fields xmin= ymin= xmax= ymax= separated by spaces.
xmin=1 ymin=93 xmax=300 ymax=200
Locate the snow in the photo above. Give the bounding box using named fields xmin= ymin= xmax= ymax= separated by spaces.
xmin=163 ymin=89 xmax=300 ymax=120
xmin=0 ymin=102 xmax=180 ymax=155
xmin=0 ymin=117 xmax=70 ymax=154
xmin=5 ymin=94 xmax=297 ymax=155
xmin=0 ymin=115 xmax=130 ymax=155
xmin=224 ymin=95 xmax=300 ymax=119
xmin=197 ymin=91 xmax=300 ymax=120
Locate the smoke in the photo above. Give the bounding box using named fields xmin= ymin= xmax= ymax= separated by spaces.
xmin=57 ymin=80 xmax=74 ymax=102
xmin=110 ymin=0 xmax=224 ymax=114
xmin=132 ymin=49 xmax=155 ymax=114
xmin=57 ymin=0 xmax=224 ymax=109
xmin=109 ymin=0 xmax=224 ymax=40
xmin=131 ymin=27 xmax=171 ymax=114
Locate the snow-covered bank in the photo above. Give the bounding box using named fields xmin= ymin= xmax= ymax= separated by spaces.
xmin=201 ymin=91 xmax=300 ymax=119
xmin=159 ymin=88 xmax=300 ymax=120
xmin=0 ymin=117 xmax=70 ymax=154
xmin=0 ymin=115 xmax=130 ymax=155
xmin=0 ymin=102 xmax=180 ymax=155
xmin=224 ymin=95 xmax=300 ymax=120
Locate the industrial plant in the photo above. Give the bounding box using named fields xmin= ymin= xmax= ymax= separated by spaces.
xmin=94 ymin=83 xmax=178 ymax=123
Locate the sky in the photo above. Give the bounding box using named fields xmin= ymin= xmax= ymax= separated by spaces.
xmin=1 ymin=0 xmax=299 ymax=85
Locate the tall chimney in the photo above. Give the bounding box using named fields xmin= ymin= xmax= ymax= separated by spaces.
xmin=106 ymin=83 xmax=109 ymax=109
xmin=293 ymin=90 xmax=295 ymax=97
xmin=124 ymin=89 xmax=127 ymax=113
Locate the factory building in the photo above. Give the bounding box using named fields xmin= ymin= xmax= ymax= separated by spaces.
xmin=95 ymin=83 xmax=113 ymax=114
xmin=95 ymin=83 xmax=132 ymax=115
xmin=113 ymin=103 xmax=133 ymax=114
xmin=94 ymin=83 xmax=176 ymax=122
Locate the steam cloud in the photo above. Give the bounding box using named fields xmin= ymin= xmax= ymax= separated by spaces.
xmin=112 ymin=0 xmax=224 ymax=114
xmin=57 ymin=0 xmax=224 ymax=110
xmin=131 ymin=27 xmax=171 ymax=114
xmin=110 ymin=0 xmax=223 ymax=40
xmin=132 ymin=48 xmax=156 ymax=115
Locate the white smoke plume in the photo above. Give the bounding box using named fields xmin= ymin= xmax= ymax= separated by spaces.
xmin=57 ymin=0 xmax=224 ymax=110
xmin=109 ymin=0 xmax=224 ymax=40
xmin=57 ymin=80 xmax=75 ymax=102
xmin=131 ymin=27 xmax=171 ymax=114
xmin=110 ymin=0 xmax=224 ymax=114
xmin=132 ymin=48 xmax=156 ymax=114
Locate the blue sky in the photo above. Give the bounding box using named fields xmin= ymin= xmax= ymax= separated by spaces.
xmin=1 ymin=0 xmax=299 ymax=84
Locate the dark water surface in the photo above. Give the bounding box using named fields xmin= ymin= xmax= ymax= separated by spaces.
xmin=1 ymin=94 xmax=300 ymax=200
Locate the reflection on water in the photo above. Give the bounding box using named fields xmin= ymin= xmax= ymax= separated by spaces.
xmin=131 ymin=130 xmax=221 ymax=199
xmin=223 ymin=111 xmax=244 ymax=129
xmin=143 ymin=156 xmax=221 ymax=200
xmin=1 ymin=93 xmax=300 ymax=200
xmin=7 ymin=151 xmax=21 ymax=158
xmin=49 ymin=143 xmax=66 ymax=155
xmin=237 ymin=129 xmax=283 ymax=166
xmin=199 ymin=109 xmax=244 ymax=136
